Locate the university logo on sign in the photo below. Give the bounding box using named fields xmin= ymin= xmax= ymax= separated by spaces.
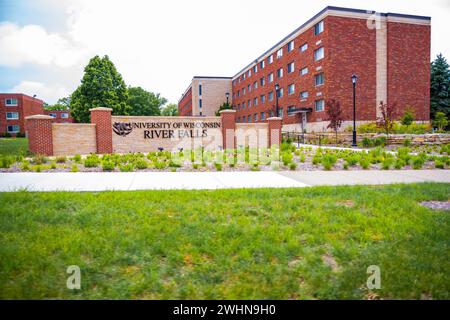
xmin=113 ymin=122 xmax=133 ymax=137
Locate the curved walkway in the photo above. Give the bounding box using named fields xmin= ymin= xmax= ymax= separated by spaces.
xmin=0 ymin=170 xmax=449 ymax=192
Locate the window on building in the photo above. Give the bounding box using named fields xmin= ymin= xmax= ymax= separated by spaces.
xmin=199 ymin=99 xmax=202 ymax=109
xmin=315 ymin=99 xmax=325 ymax=111
xmin=237 ymin=104 xmax=241 ymax=110
xmin=243 ymin=88 xmax=246 ymax=95
xmin=315 ymin=73 xmax=324 ymax=86
xmin=288 ymin=84 xmax=295 ymax=95
xmin=49 ymin=113 xmax=57 ymax=118
xmin=61 ymin=113 xmax=69 ymax=119
xmin=260 ymin=95 xmax=266 ymax=104
xmin=260 ymin=112 xmax=266 ymax=120
xmin=5 ymin=98 xmax=18 ymax=106
xmin=248 ymin=70 xmax=251 ymax=77
xmin=253 ymin=81 xmax=258 ymax=89
xmin=314 ymin=47 xmax=324 ymax=61
xmin=300 ymin=43 xmax=308 ymax=52
xmin=253 ymin=65 xmax=258 ymax=73
xmin=268 ymin=55 xmax=273 ymax=64
xmin=199 ymin=111 xmax=203 ymax=116
xmin=268 ymin=73 xmax=274 ymax=83
xmin=260 ymin=77 xmax=265 ymax=86
xmin=300 ymin=91 xmax=309 ymax=99
xmin=243 ymin=101 xmax=246 ymax=108
xmin=278 ymin=107 xmax=284 ymax=118
xmin=6 ymin=112 xmax=19 ymax=120
xmin=237 ymin=117 xmax=240 ymax=123
xmin=287 ymin=62 xmax=295 ymax=73
xmin=237 ymin=90 xmax=240 ymax=97
xmin=288 ymin=40 xmax=294 ymax=52
xmin=248 ymin=84 xmax=251 ymax=92
xmin=287 ymin=106 xmax=297 ymax=116
xmin=277 ymin=48 xmax=283 ymax=59
xmin=277 ymin=68 xmax=283 ymax=78
xmin=300 ymin=67 xmax=308 ymax=76
xmin=199 ymin=84 xmax=202 ymax=96
xmin=248 ymin=99 xmax=251 ymax=107
xmin=260 ymin=60 xmax=265 ymax=69
xmin=7 ymin=125 xmax=19 ymax=133
xmin=254 ymin=113 xmax=258 ymax=122
xmin=247 ymin=115 xmax=251 ymax=123
xmin=314 ymin=20 xmax=324 ymax=35
xmin=254 ymin=97 xmax=258 ymax=106
xmin=268 ymin=91 xmax=274 ymax=101
xmin=278 ymin=88 xmax=284 ymax=98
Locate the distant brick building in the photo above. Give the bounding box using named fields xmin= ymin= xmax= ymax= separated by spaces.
xmin=0 ymin=93 xmax=44 ymax=136
xmin=179 ymin=6 xmax=431 ymax=132
xmin=43 ymin=109 xmax=73 ymax=123
xmin=178 ymin=77 xmax=232 ymax=117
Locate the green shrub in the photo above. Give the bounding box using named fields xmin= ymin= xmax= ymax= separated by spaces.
xmin=33 ymin=165 xmax=42 ymax=172
xmin=73 ymin=154 xmax=82 ymax=163
xmin=359 ymin=157 xmax=370 ymax=170
xmin=192 ymin=163 xmax=199 ymax=170
xmin=412 ymin=156 xmax=425 ymax=170
xmin=373 ymin=137 xmax=386 ymax=147
xmin=322 ymin=154 xmax=337 ymax=170
xmin=362 ymin=137 xmax=373 ymax=148
xmin=299 ymin=154 xmax=306 ymax=163
xmin=282 ymin=152 xmax=293 ymax=166
xmin=32 ymin=154 xmax=48 ymax=165
xmin=434 ymin=158 xmax=445 ymax=169
xmin=50 ymin=162 xmax=57 ymax=170
xmin=134 ymin=159 xmax=149 ymax=170
xmin=289 ymin=163 xmax=297 ymax=171
xmin=214 ymin=162 xmax=222 ymax=171
xmin=381 ymin=158 xmax=393 ymax=170
xmin=154 ymin=161 xmax=167 ymax=170
xmin=169 ymin=161 xmax=182 ymax=168
xmin=403 ymin=138 xmax=412 ymax=147
xmin=119 ymin=163 xmax=134 ymax=172
xmin=70 ymin=165 xmax=79 ymax=172
xmin=56 ymin=156 xmax=66 ymax=163
xmin=312 ymin=154 xmax=322 ymax=165
xmin=84 ymin=154 xmax=100 ymax=168
xmin=394 ymin=159 xmax=406 ymax=169
xmin=21 ymin=161 xmax=30 ymax=171
xmin=0 ymin=156 xmax=14 ymax=168
xmin=102 ymin=160 xmax=115 ymax=171
xmin=346 ymin=154 xmax=359 ymax=166
xmin=343 ymin=162 xmax=349 ymax=170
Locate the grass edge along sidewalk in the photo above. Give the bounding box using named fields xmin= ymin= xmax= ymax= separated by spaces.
xmin=0 ymin=183 xmax=449 ymax=299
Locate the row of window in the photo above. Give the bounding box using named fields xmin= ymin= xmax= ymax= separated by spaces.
xmin=234 ymin=20 xmax=324 ymax=84
xmin=235 ymin=50 xmax=324 ymax=99
xmin=6 ymin=125 xmax=20 ymax=133
xmin=48 ymin=112 xmax=70 ymax=119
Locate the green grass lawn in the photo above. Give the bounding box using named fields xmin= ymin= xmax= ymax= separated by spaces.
xmin=0 ymin=138 xmax=29 ymax=156
xmin=0 ymin=183 xmax=449 ymax=300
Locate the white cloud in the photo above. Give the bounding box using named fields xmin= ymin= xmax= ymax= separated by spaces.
xmin=10 ymin=80 xmax=70 ymax=103
xmin=0 ymin=22 xmax=87 ymax=67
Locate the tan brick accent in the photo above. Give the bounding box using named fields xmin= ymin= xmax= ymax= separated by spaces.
xmin=267 ymin=117 xmax=282 ymax=147
xmin=192 ymin=78 xmax=232 ymax=116
xmin=90 ymin=108 xmax=113 ymax=154
xmin=52 ymin=124 xmax=97 ymax=156
xmin=25 ymin=115 xmax=54 ymax=156
xmin=235 ymin=123 xmax=268 ymax=149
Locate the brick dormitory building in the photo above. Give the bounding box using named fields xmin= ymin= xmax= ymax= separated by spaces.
xmin=0 ymin=93 xmax=73 ymax=136
xmin=178 ymin=6 xmax=431 ymax=132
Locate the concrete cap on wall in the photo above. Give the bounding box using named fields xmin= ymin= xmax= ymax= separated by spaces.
xmin=219 ymin=109 xmax=236 ymax=114
xmin=90 ymin=107 xmax=113 ymax=112
xmin=267 ymin=117 xmax=282 ymax=121
xmin=25 ymin=115 xmax=54 ymax=120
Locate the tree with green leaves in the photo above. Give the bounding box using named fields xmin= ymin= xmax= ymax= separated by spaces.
xmin=215 ymin=102 xmax=232 ymax=116
xmin=430 ymin=54 xmax=450 ymax=119
xmin=70 ymin=55 xmax=130 ymax=122
xmin=433 ymin=112 xmax=448 ymax=132
xmin=45 ymin=97 xmax=71 ymax=111
xmin=127 ymin=86 xmax=166 ymax=116
xmin=161 ymin=103 xmax=179 ymax=116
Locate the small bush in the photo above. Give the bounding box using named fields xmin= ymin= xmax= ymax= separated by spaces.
xmin=282 ymin=152 xmax=293 ymax=166
xmin=50 ymin=162 xmax=57 ymax=170
xmin=33 ymin=165 xmax=42 ymax=172
xmin=289 ymin=163 xmax=297 ymax=171
xmin=56 ymin=156 xmax=66 ymax=163
xmin=434 ymin=158 xmax=445 ymax=169
xmin=381 ymin=158 xmax=393 ymax=170
xmin=0 ymin=156 xmax=14 ymax=168
xmin=346 ymin=154 xmax=359 ymax=166
xmin=119 ymin=163 xmax=134 ymax=172
xmin=394 ymin=159 xmax=406 ymax=169
xmin=73 ymin=154 xmax=82 ymax=163
xmin=403 ymin=138 xmax=412 ymax=147
xmin=33 ymin=154 xmax=48 ymax=165
xmin=359 ymin=157 xmax=370 ymax=170
xmin=168 ymin=161 xmax=182 ymax=168
xmin=362 ymin=137 xmax=372 ymax=148
xmin=134 ymin=159 xmax=149 ymax=170
xmin=214 ymin=162 xmax=222 ymax=171
xmin=322 ymin=154 xmax=337 ymax=170
xmin=102 ymin=160 xmax=115 ymax=171
xmin=343 ymin=162 xmax=349 ymax=170
xmin=21 ymin=161 xmax=30 ymax=171
xmin=299 ymin=154 xmax=306 ymax=163
xmin=84 ymin=154 xmax=100 ymax=168
xmin=412 ymin=157 xmax=425 ymax=170
xmin=154 ymin=161 xmax=167 ymax=170
xmin=70 ymin=165 xmax=79 ymax=172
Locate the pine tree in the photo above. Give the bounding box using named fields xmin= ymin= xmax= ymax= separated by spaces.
xmin=430 ymin=54 xmax=450 ymax=119
xmin=70 ymin=55 xmax=130 ymax=122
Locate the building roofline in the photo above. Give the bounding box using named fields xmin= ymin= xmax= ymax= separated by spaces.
xmin=192 ymin=76 xmax=232 ymax=80
xmin=232 ymin=6 xmax=431 ymax=79
xmin=0 ymin=92 xmax=45 ymax=103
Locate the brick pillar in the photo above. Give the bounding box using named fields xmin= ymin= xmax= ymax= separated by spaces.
xmin=220 ymin=109 xmax=236 ymax=150
xmin=25 ymin=115 xmax=54 ymax=156
xmin=90 ymin=107 xmax=113 ymax=154
xmin=267 ymin=117 xmax=283 ymax=148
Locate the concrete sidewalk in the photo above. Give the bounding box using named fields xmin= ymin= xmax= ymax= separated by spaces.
xmin=0 ymin=170 xmax=449 ymax=192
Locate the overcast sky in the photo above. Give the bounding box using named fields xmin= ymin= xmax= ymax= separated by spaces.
xmin=0 ymin=0 xmax=449 ymax=104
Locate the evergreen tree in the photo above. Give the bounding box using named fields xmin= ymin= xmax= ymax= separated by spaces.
xmin=70 ymin=55 xmax=130 ymax=122
xmin=430 ymin=54 xmax=450 ymax=119
xmin=127 ymin=86 xmax=166 ymax=116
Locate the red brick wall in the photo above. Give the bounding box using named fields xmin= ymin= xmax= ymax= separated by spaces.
xmin=178 ymin=87 xmax=193 ymax=116
xmin=220 ymin=110 xmax=236 ymax=149
xmin=90 ymin=108 xmax=113 ymax=154
xmin=26 ymin=116 xmax=53 ymax=155
xmin=387 ymin=22 xmax=431 ymax=121
xmin=268 ymin=117 xmax=283 ymax=147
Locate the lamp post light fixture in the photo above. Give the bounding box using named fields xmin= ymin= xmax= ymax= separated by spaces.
xmin=275 ymin=83 xmax=280 ymax=117
xmin=351 ymin=74 xmax=358 ymax=147
xmin=225 ymin=92 xmax=230 ymax=105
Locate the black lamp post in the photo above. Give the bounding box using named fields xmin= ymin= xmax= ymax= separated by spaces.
xmin=351 ymin=74 xmax=358 ymax=147
xmin=275 ymin=83 xmax=280 ymax=117
xmin=225 ymin=92 xmax=230 ymax=105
